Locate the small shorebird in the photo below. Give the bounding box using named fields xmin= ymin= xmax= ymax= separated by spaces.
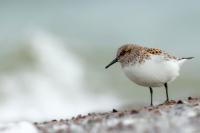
xmin=105 ymin=44 xmax=193 ymax=106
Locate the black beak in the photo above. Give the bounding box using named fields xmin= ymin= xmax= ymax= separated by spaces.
xmin=105 ymin=58 xmax=118 ymax=69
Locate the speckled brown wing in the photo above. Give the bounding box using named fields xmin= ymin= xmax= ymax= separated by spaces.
xmin=144 ymin=47 xmax=177 ymax=60
xmin=144 ymin=48 xmax=162 ymax=55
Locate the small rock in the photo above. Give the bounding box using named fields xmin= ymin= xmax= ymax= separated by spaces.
xmin=33 ymin=122 xmax=38 ymax=125
xmin=52 ymin=119 xmax=57 ymax=122
xmin=59 ymin=119 xmax=65 ymax=122
xmin=112 ymin=109 xmax=118 ymax=113
xmin=77 ymin=114 xmax=82 ymax=119
xmin=177 ymin=100 xmax=184 ymax=104
xmin=148 ymin=108 xmax=153 ymax=111
xmin=188 ymin=96 xmax=193 ymax=100
xmin=43 ymin=121 xmax=48 ymax=124
xmin=130 ymin=109 xmax=138 ymax=114
xmin=88 ymin=113 xmax=92 ymax=116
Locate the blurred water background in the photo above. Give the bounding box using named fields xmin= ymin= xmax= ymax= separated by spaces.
xmin=0 ymin=0 xmax=199 ymax=123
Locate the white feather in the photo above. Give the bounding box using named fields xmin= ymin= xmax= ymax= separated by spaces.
xmin=178 ymin=59 xmax=188 ymax=67
xmin=122 ymin=55 xmax=181 ymax=87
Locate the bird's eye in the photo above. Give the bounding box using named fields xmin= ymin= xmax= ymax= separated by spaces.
xmin=120 ymin=50 xmax=126 ymax=56
xmin=120 ymin=49 xmax=131 ymax=56
xmin=127 ymin=49 xmax=131 ymax=53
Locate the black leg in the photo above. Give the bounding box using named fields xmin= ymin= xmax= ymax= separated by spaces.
xmin=149 ymin=87 xmax=153 ymax=106
xmin=164 ymin=83 xmax=169 ymax=102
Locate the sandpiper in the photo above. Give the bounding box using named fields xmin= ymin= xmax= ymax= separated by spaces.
xmin=105 ymin=44 xmax=194 ymax=106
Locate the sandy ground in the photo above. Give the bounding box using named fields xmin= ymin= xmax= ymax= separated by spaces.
xmin=34 ymin=97 xmax=200 ymax=133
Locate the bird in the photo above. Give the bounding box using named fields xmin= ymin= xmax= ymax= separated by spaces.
xmin=105 ymin=44 xmax=194 ymax=106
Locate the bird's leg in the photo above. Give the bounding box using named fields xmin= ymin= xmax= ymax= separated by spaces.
xmin=164 ymin=83 xmax=169 ymax=102
xmin=149 ymin=87 xmax=153 ymax=106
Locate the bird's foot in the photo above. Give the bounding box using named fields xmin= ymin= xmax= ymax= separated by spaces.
xmin=164 ymin=100 xmax=176 ymax=105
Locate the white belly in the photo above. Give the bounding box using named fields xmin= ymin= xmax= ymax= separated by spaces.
xmin=122 ymin=56 xmax=180 ymax=87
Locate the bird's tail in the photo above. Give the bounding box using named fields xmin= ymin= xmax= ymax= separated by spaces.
xmin=178 ymin=57 xmax=194 ymax=66
xmin=179 ymin=57 xmax=194 ymax=60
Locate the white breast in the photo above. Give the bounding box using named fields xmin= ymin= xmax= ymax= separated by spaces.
xmin=122 ymin=55 xmax=180 ymax=87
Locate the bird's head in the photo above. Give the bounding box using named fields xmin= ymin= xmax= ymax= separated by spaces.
xmin=105 ymin=44 xmax=134 ymax=69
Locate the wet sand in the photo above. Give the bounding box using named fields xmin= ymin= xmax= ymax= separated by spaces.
xmin=34 ymin=97 xmax=200 ymax=133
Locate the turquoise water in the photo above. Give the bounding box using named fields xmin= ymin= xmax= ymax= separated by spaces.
xmin=0 ymin=1 xmax=199 ymax=122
